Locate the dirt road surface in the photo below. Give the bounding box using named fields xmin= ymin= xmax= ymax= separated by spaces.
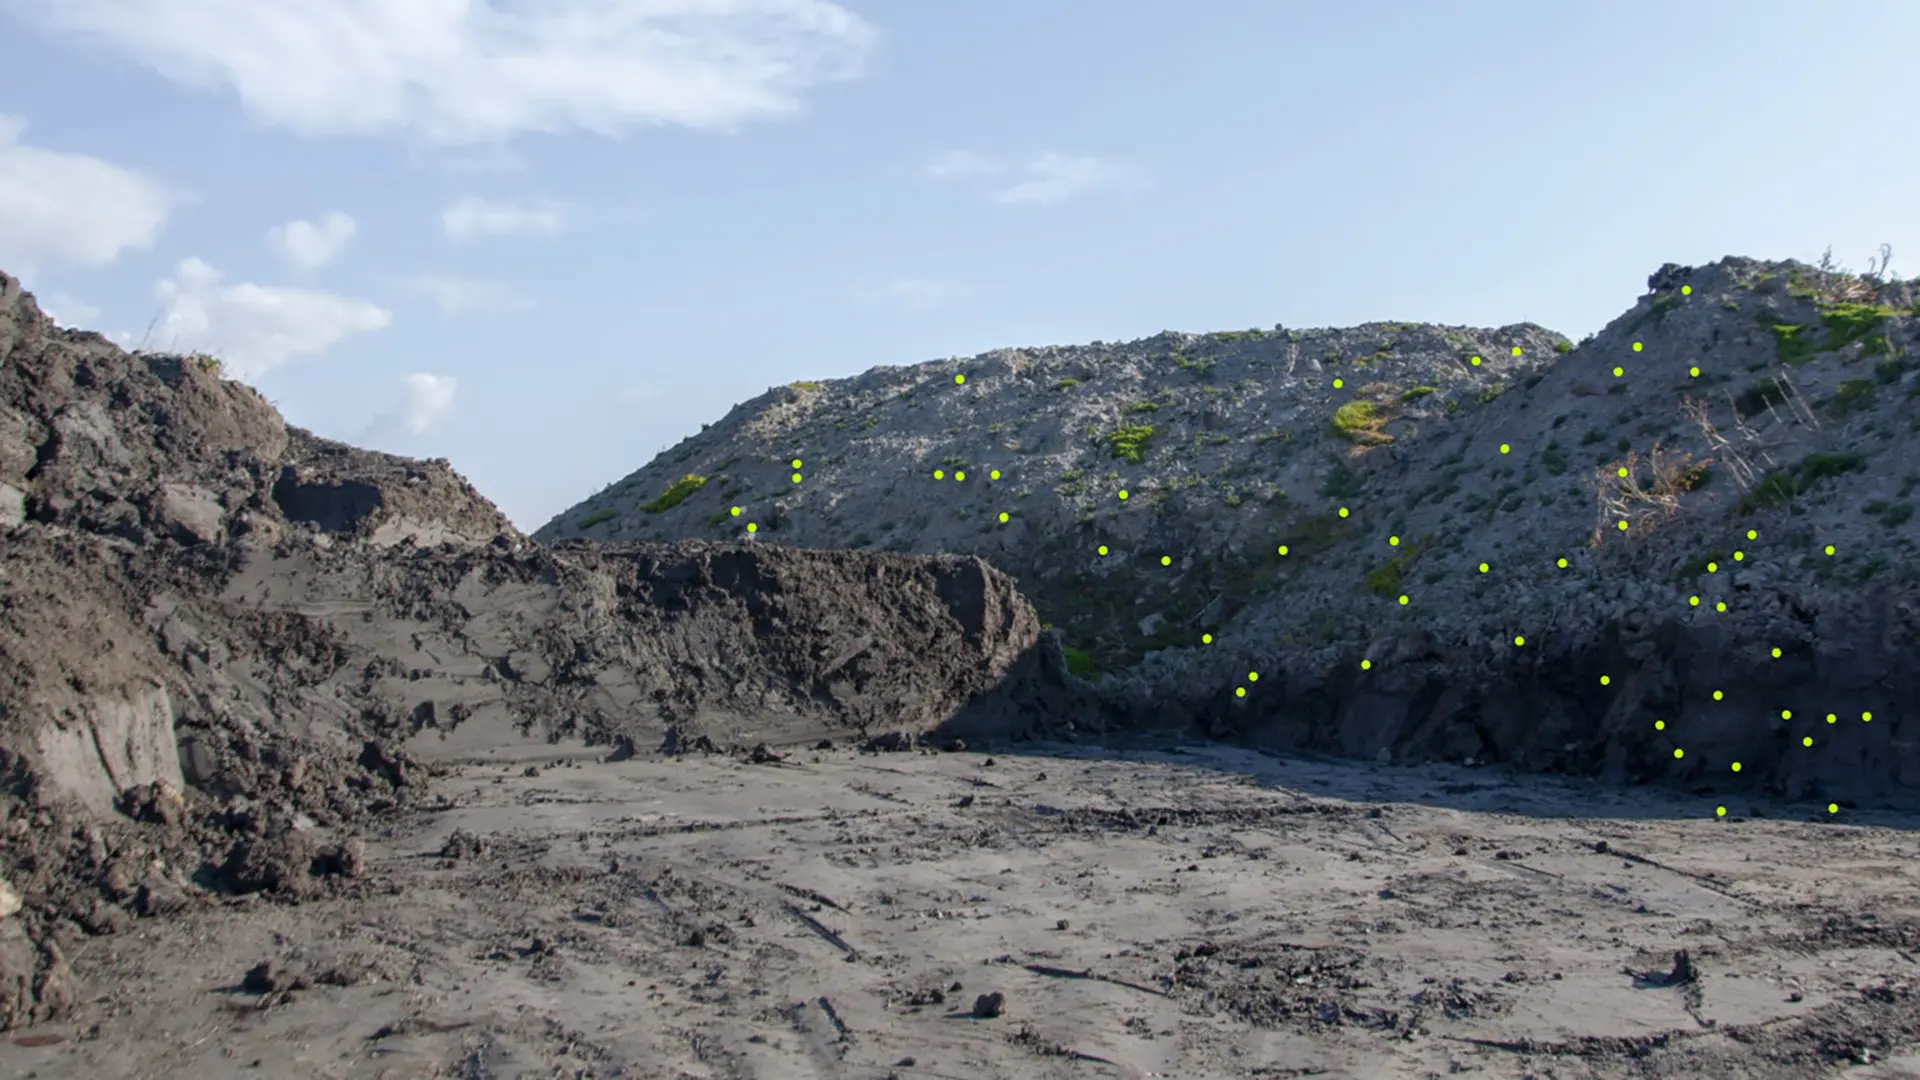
xmin=6 ymin=739 xmax=1916 ymax=1080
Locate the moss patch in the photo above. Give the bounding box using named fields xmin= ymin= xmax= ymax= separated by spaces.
xmin=640 ymin=473 xmax=708 ymax=513
xmin=578 ymin=508 xmax=618 ymax=529
xmin=1105 ymin=425 xmax=1157 ymax=463
xmin=1331 ymin=400 xmax=1392 ymax=445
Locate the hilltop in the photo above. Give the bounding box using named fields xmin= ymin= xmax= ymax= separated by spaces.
xmin=541 ymin=255 xmax=1920 ymax=803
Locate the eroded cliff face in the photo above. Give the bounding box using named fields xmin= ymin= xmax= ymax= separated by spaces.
xmin=0 ymin=270 xmax=1085 ymax=1030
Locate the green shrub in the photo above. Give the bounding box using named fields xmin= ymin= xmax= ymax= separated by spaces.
xmin=1399 ymin=385 xmax=1438 ymax=401
xmin=1105 ymin=425 xmax=1157 ymax=463
xmin=1054 ymin=377 xmax=1081 ymax=391
xmin=1331 ymin=400 xmax=1390 ymax=443
xmin=1554 ymin=340 xmax=1574 ymax=354
xmin=640 ymin=473 xmax=707 ymax=513
xmin=579 ymin=508 xmax=618 ymax=529
xmin=1062 ymin=645 xmax=1100 ymax=679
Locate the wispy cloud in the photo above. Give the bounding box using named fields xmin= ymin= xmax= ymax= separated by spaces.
xmin=363 ymin=373 xmax=458 ymax=441
xmin=0 ymin=114 xmax=171 ymax=274
xmin=39 ymin=291 xmax=101 ymax=327
xmin=440 ymin=196 xmax=566 ymax=240
xmin=267 ymin=211 xmax=356 ymax=269
xmin=7 ymin=0 xmax=879 ymax=144
xmin=861 ymin=278 xmax=970 ymax=312
xmin=993 ymin=154 xmax=1136 ymax=204
xmin=149 ymin=257 xmax=391 ymax=381
xmin=396 ymin=275 xmax=534 ymax=316
xmin=925 ymin=149 xmax=1139 ymax=205
xmin=923 ymin=150 xmax=1001 ymax=180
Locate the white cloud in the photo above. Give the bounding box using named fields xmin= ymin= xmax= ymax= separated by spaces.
xmin=397 ymin=275 xmax=534 ymax=315
xmin=863 ymin=278 xmax=969 ymax=312
xmin=924 ymin=150 xmax=1001 ymax=180
xmin=150 ymin=257 xmax=391 ymax=380
xmin=994 ymin=153 xmax=1134 ymax=205
xmin=39 ymin=291 xmax=102 ymax=327
xmin=267 ymin=211 xmax=356 ymax=269
xmin=7 ymin=0 xmax=878 ymax=144
xmin=363 ymin=373 xmax=458 ymax=440
xmin=0 ymin=114 xmax=171 ymax=274
xmin=440 ymin=196 xmax=566 ymax=240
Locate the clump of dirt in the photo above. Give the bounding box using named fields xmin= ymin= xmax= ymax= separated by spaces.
xmin=0 ymin=270 xmax=1086 ymax=1031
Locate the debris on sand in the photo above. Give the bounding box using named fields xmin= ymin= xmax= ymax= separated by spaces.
xmin=972 ymin=991 xmax=1006 ymax=1019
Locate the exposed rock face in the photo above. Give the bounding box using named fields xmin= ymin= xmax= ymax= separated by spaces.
xmin=538 ymin=256 xmax=1920 ymax=805
xmin=0 ymin=269 xmax=1082 ymax=1030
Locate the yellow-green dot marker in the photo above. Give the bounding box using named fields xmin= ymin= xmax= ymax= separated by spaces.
xmin=955 ymin=374 xmax=966 ymax=384
xmin=1500 ymin=443 xmax=1511 ymax=454
xmin=1771 ymin=647 xmax=1782 ymax=658
xmin=1782 ymin=709 xmax=1793 ymax=719
xmin=1682 ymin=285 xmax=1692 ymax=295
xmin=792 ymin=473 xmax=802 ymax=483
xmin=1674 ymin=748 xmax=1684 ymax=759
xmin=1655 ymin=720 xmax=1666 ymax=731
xmin=747 ymin=523 xmax=758 ymax=533
xmin=1390 ymin=536 xmax=1400 ymax=546
xmin=934 ymin=469 xmax=945 ymax=479
xmin=1249 ymin=672 xmax=1259 ymax=682
xmin=1802 ymin=736 xmax=1813 ymax=747
xmin=1236 ymin=687 xmax=1247 ymax=698
xmin=1734 ymin=551 xmax=1745 ymax=561
xmin=1732 ymin=762 xmax=1742 ymax=772
xmin=956 ymin=470 xmax=966 ymax=482
xmin=1618 ymin=520 xmax=1629 ymax=531
xmin=1118 ymin=490 xmax=1129 ymax=500
xmin=1097 ymin=545 xmax=1108 ymax=556
xmin=1716 ymin=806 xmax=1726 ymax=817
xmin=730 ymin=506 xmax=742 ymax=517
xmin=998 ymin=512 xmax=1009 ymax=523
xmin=1829 ymin=803 xmax=1838 ymax=814
xmin=1361 ymin=659 xmax=1372 ymax=670
xmin=990 ymin=469 xmax=1001 ymax=480
xmin=1715 ymin=602 xmax=1727 ymax=613
xmin=1618 ymin=467 xmax=1629 ymax=478
xmin=1161 ymin=555 xmax=1172 ymax=566
xmin=1333 ymin=378 xmax=1344 ymax=388
xmin=1278 ymin=545 xmax=1290 ymax=556
xmin=1479 ymin=562 xmax=1489 ymax=573
xmin=1613 ymin=366 xmax=1624 ymax=377
xmin=1600 ymin=675 xmax=1611 ymax=686
xmin=1339 ymin=507 xmax=1350 ymax=518
xmin=1826 ymin=713 xmax=1837 ymax=724
xmin=1202 ymin=634 xmax=1213 ymax=644
xmin=1747 ymin=529 xmax=1757 ymax=540
xmin=1557 ymin=557 xmax=1568 ymax=569
xmin=1690 ymin=366 xmax=1701 ymax=377
xmin=1863 ymin=711 xmax=1873 ymax=722
xmin=1632 ymin=342 xmax=1643 ymax=353
xmin=1690 ymin=596 xmax=1700 ymax=607
xmin=1398 ymin=595 xmax=1409 ymax=605
xmin=792 ymin=459 xmax=802 ymax=468
xmin=1707 ymin=562 xmax=1718 ymax=573
xmin=1824 ymin=544 xmax=1835 ymax=556
xmin=1511 ymin=346 xmax=1522 ymax=356
xmin=1514 ymin=635 xmax=1525 ymax=647
xmin=1713 ymin=690 xmax=1724 ymax=701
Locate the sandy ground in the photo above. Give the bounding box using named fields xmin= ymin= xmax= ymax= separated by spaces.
xmin=5 ymin=740 xmax=1920 ymax=1080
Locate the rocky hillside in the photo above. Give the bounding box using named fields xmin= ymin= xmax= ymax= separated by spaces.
xmin=0 ymin=270 xmax=1076 ymax=1030
xmin=540 ymin=255 xmax=1920 ymax=805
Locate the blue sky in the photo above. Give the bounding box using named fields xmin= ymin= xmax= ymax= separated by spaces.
xmin=1 ymin=1 xmax=1914 ymax=530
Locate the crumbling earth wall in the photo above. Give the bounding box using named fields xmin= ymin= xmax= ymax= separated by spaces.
xmin=0 ymin=271 xmax=1086 ymax=1030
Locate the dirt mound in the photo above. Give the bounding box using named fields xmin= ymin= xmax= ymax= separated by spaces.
xmin=0 ymin=270 xmax=1083 ymax=1031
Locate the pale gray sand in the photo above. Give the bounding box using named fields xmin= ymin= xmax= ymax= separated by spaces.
xmin=6 ymin=741 xmax=1918 ymax=1080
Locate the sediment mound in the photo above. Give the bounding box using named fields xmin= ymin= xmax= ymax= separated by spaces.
xmin=0 ymin=271 xmax=1083 ymax=1030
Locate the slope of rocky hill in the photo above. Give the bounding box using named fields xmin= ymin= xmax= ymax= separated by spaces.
xmin=539 ymin=255 xmax=1920 ymax=806
xmin=0 ymin=270 xmax=1075 ymax=1030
